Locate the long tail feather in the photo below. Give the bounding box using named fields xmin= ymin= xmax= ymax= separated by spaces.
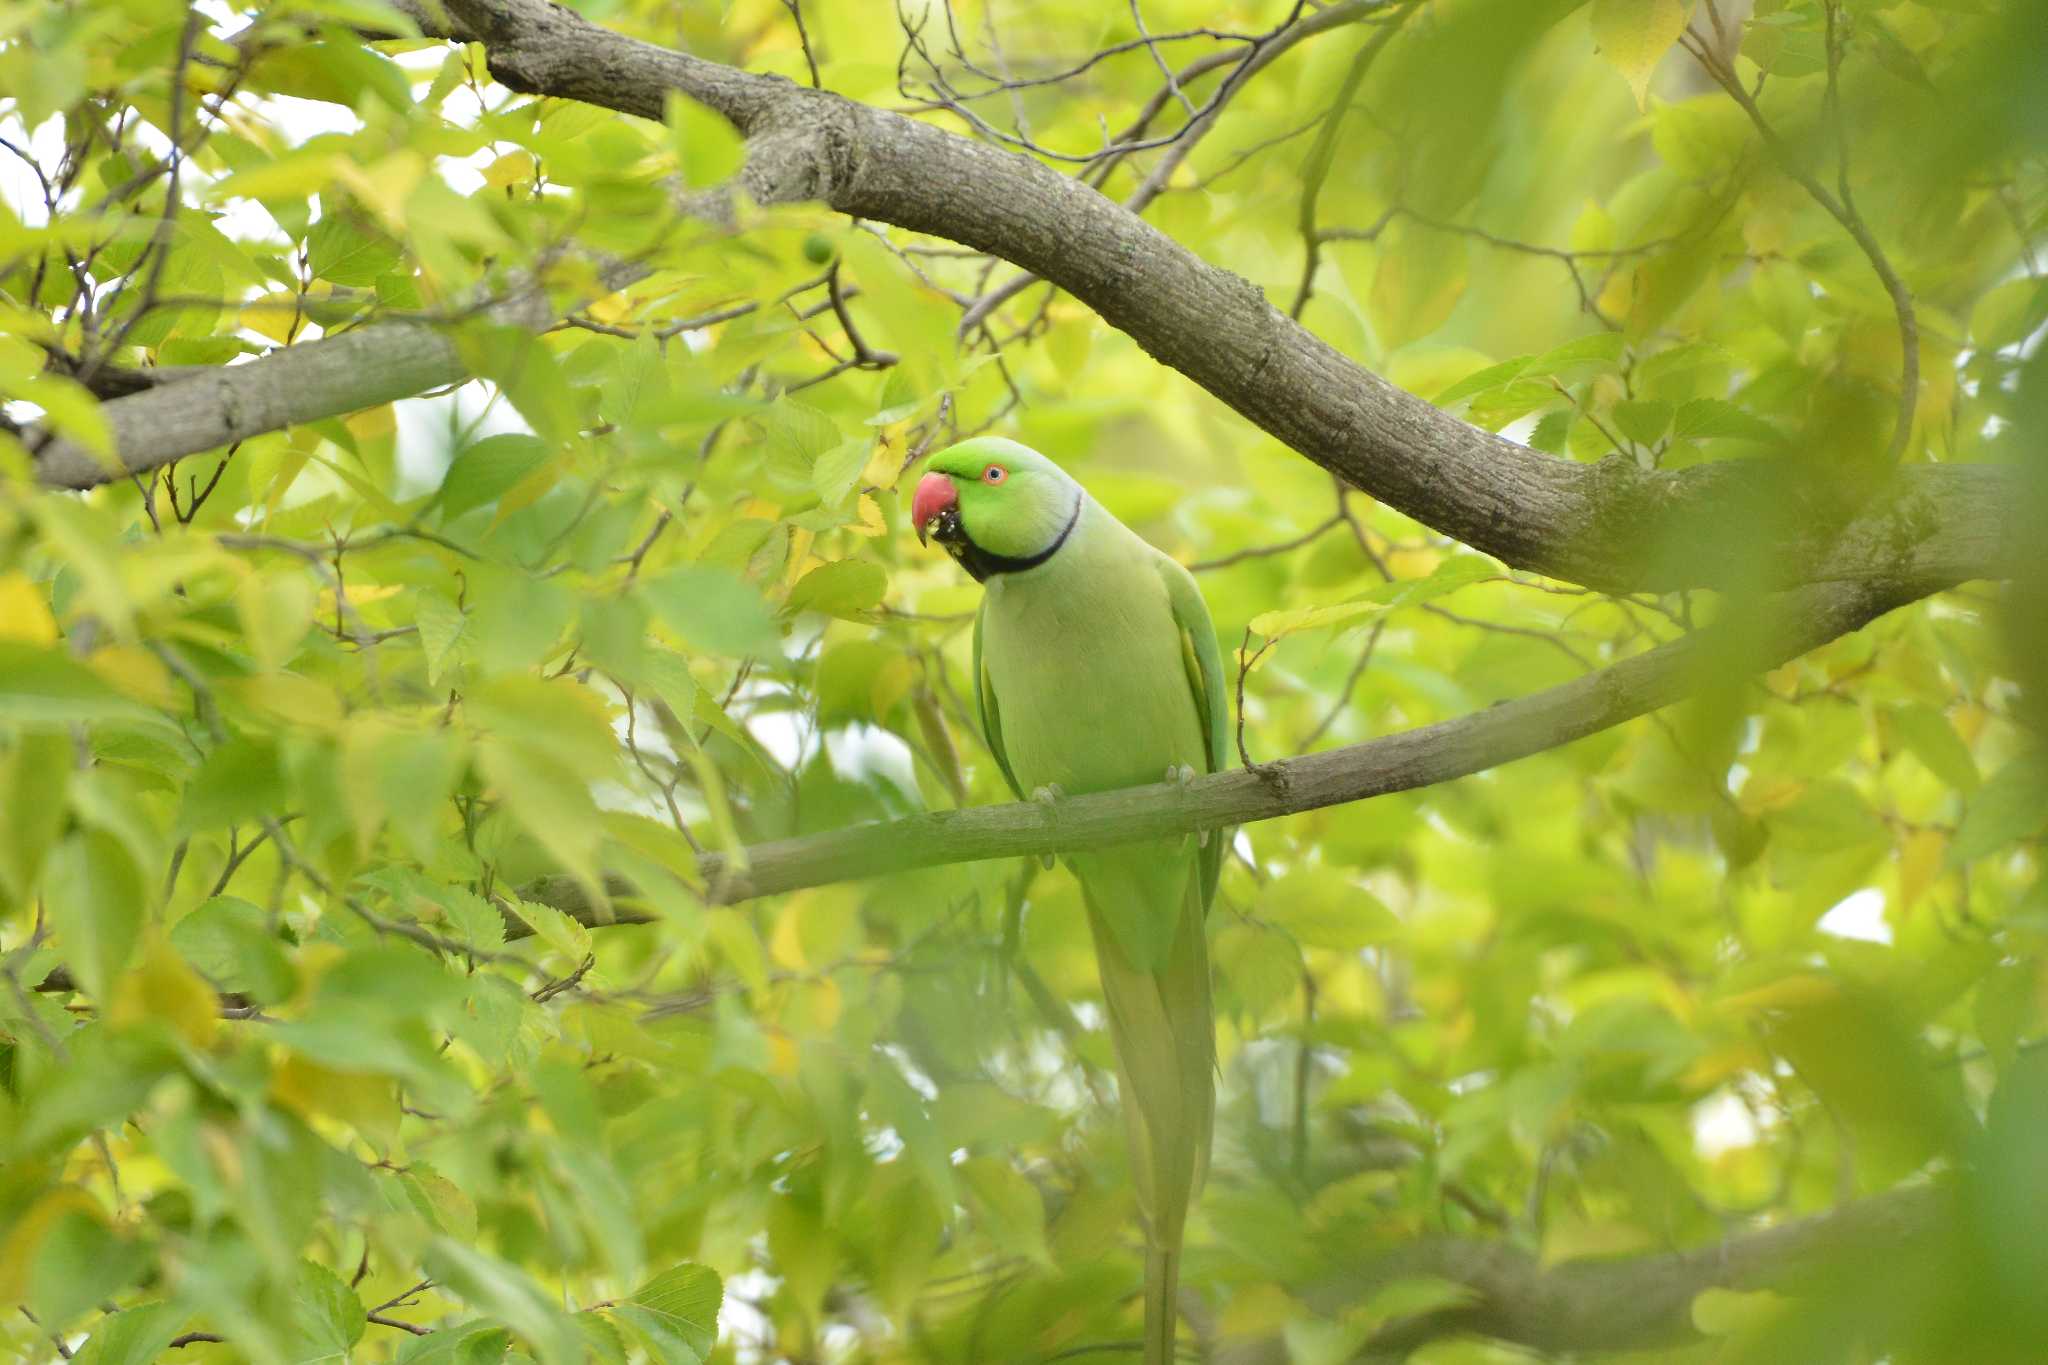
xmin=1084 ymin=871 xmax=1214 ymax=1365
xmin=1145 ymin=1244 xmax=1178 ymax=1365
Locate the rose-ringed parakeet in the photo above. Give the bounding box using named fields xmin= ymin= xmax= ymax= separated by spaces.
xmin=913 ymin=437 xmax=1227 ymax=1365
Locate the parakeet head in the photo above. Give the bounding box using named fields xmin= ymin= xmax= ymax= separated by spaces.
xmin=913 ymin=437 xmax=1085 ymax=582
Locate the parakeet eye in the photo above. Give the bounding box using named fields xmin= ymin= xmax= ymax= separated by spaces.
xmin=982 ymin=465 xmax=1006 ymax=484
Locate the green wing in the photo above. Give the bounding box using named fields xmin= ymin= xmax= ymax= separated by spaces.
xmin=973 ymin=600 xmax=1024 ymax=801
xmin=1159 ymin=557 xmax=1230 ymax=909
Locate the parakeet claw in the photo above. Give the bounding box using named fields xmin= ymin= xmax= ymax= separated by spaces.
xmin=1031 ymin=785 xmax=1065 ymax=868
xmin=1164 ymin=764 xmax=1210 ymax=847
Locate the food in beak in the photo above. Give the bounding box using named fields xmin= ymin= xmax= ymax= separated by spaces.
xmin=912 ymin=472 xmax=958 ymax=547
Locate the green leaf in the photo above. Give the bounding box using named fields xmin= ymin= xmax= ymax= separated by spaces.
xmin=1674 ymin=398 xmax=1782 ymax=443
xmin=396 ymin=1324 xmax=514 ymax=1364
xmin=1971 ymin=276 xmax=2048 ymax=353
xmin=1371 ymin=222 xmax=1468 ymax=348
xmin=1612 ymin=399 xmax=1674 ymax=445
xmin=0 ymin=730 xmax=71 ymax=902
xmin=308 ymin=213 xmax=404 ymax=286
xmin=43 ymin=830 xmax=148 ymax=998
xmin=71 ymin=1301 xmax=189 ymax=1365
xmin=1437 ymin=355 xmax=1534 ymax=406
xmin=959 ymin=1157 xmax=1052 ymax=1267
xmin=786 ymin=560 xmax=887 ymax=618
xmin=0 ymin=645 xmax=147 ymax=728
xmin=181 ymin=736 xmax=289 ymax=833
xmin=664 ymin=91 xmax=745 ymax=188
xmin=424 ymin=1238 xmax=584 ymax=1365
xmin=289 ymin=1258 xmax=368 ymax=1357
xmin=169 ymin=896 xmax=296 ymax=1004
xmin=1951 ymin=750 xmax=2048 ymax=865
xmin=1889 ymin=703 xmax=1979 ymax=792
xmin=607 ymin=1263 xmax=721 ymax=1365
xmin=416 ymin=592 xmax=468 ymax=686
xmin=641 ymin=567 xmax=783 ymax=659
xmin=438 ymin=434 xmax=552 ymax=519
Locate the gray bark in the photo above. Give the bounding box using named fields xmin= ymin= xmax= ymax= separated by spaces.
xmin=32 ymin=263 xmax=647 ymax=490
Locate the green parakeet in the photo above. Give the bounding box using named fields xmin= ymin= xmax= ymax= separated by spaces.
xmin=914 ymin=437 xmax=1227 ymax=1364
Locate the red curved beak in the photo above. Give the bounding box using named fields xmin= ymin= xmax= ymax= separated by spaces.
xmin=912 ymin=472 xmax=957 ymax=546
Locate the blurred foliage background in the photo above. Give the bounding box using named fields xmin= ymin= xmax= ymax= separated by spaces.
xmin=0 ymin=0 xmax=2043 ymax=1360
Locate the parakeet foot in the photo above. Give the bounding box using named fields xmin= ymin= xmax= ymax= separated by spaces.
xmin=1165 ymin=764 xmax=1208 ymax=847
xmin=1031 ymin=784 xmax=1065 ymax=869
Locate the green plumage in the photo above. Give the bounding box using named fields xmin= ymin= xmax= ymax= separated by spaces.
xmin=922 ymin=439 xmax=1227 ymax=1365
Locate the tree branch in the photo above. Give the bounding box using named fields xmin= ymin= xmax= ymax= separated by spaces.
xmin=678 ymin=578 xmax=1921 ymax=905
xmin=28 ymin=0 xmax=2019 ymax=599
xmin=30 ymin=258 xmax=649 ymax=490
xmin=1278 ymin=1182 xmax=1947 ymax=1361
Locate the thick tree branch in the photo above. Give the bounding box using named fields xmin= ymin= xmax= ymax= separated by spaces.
xmin=30 ymin=259 xmax=650 ymax=490
xmin=672 ymin=578 xmax=1920 ymax=905
xmin=28 ymin=0 xmax=2020 ymax=599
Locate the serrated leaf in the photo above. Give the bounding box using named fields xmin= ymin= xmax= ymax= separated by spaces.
xmin=308 ymin=213 xmax=403 ymax=286
xmin=1674 ymin=398 xmax=1782 ymax=443
xmin=1612 ymin=399 xmax=1674 ymax=445
xmin=1437 ymin=355 xmax=1534 ymax=406
xmin=507 ymin=897 xmax=593 ymax=960
xmin=608 ymin=1263 xmax=721 ymax=1365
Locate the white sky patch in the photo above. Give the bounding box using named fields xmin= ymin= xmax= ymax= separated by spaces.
xmin=822 ymin=722 xmax=919 ymax=795
xmin=392 ymin=379 xmax=532 ymax=496
xmin=1817 ymin=887 xmax=1891 ymax=945
xmin=720 ymin=1266 xmax=779 ymax=1365
xmin=1691 ymin=1088 xmax=1759 ymax=1159
xmin=746 ymin=705 xmax=805 ymax=771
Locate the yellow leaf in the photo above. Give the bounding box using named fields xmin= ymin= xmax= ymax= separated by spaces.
xmin=0 ymin=1188 xmax=102 ymax=1302
xmin=1591 ymin=0 xmax=1690 ymax=110
xmin=1384 ymin=545 xmax=1441 ymax=580
xmin=783 ymin=977 xmax=842 ymax=1036
xmin=1221 ymin=1284 xmax=1298 ymax=1338
xmin=239 ymin=291 xmax=301 ymax=344
xmin=345 ymin=403 xmax=395 ymax=443
xmin=1679 ymin=1041 xmax=1768 ymax=1090
xmin=481 ymin=150 xmax=535 ymax=190
xmin=849 ymin=494 xmax=887 ymax=537
xmin=0 ymin=571 xmax=57 ymax=645
xmin=87 ymin=645 xmax=175 ymax=708
xmin=334 ymin=149 xmax=426 ymax=233
xmin=110 ymin=938 xmax=219 ymax=1050
xmin=222 ymin=672 xmax=346 ymax=732
xmin=1371 ymin=221 xmax=1468 ymax=349
xmin=273 ymin=1054 xmax=401 ymax=1149
xmin=770 ymin=896 xmax=809 ymax=970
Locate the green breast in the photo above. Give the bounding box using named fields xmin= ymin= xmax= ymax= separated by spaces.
xmin=978 ymin=509 xmax=1206 ymax=797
